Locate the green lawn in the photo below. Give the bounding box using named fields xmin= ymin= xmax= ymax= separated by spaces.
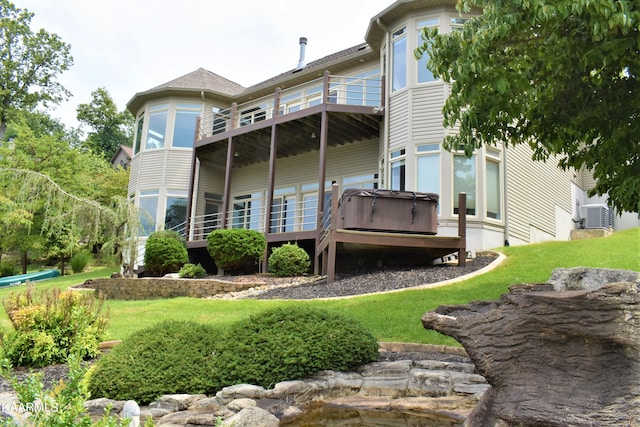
xmin=1 ymin=228 xmax=638 ymax=346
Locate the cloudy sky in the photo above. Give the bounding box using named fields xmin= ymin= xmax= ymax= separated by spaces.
xmin=18 ymin=0 xmax=393 ymax=131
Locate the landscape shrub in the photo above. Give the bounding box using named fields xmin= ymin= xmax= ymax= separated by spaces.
xmin=206 ymin=229 xmax=266 ymax=274
xmin=0 ymin=286 xmax=108 ymax=367
xmin=88 ymin=320 xmax=220 ymax=404
xmin=0 ymin=262 xmax=16 ymax=277
xmin=268 ymin=243 xmax=311 ymax=277
xmin=178 ymin=263 xmax=207 ymax=278
xmin=0 ymin=354 xmax=155 ymax=426
xmin=210 ymin=306 xmax=379 ymax=389
xmin=70 ymin=249 xmax=93 ymax=273
xmin=144 ymin=231 xmax=188 ymax=276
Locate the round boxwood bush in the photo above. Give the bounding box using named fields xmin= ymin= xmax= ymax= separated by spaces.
xmin=210 ymin=306 xmax=379 ymax=389
xmin=206 ymin=228 xmax=266 ymax=274
xmin=268 ymin=243 xmax=311 ymax=277
xmin=87 ymin=320 xmax=220 ymax=404
xmin=144 ymin=231 xmax=188 ymax=276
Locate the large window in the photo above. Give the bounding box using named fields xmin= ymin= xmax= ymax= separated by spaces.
xmin=145 ymin=104 xmax=168 ymax=150
xmin=139 ymin=190 xmax=159 ymax=235
xmin=232 ymin=193 xmax=263 ymax=230
xmin=391 ymin=27 xmax=407 ymax=92
xmin=390 ymin=149 xmax=406 ymax=191
xmin=165 ymin=190 xmax=188 ymax=230
xmin=417 ymin=144 xmax=440 ymax=194
xmin=453 ymin=153 xmax=476 ymax=215
xmin=172 ymin=103 xmax=201 ymax=148
xmin=486 ymin=149 xmax=502 ymax=220
xmin=416 ymin=18 xmax=439 ymax=84
xmin=271 ymin=187 xmax=296 ymax=233
xmin=133 ymin=112 xmax=144 ymax=155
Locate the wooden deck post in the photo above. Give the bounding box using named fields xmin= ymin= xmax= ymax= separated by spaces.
xmin=326 ymin=183 xmax=340 ymax=283
xmin=458 ymin=192 xmax=467 ymax=266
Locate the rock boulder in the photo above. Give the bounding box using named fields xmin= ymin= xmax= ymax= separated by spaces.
xmin=421 ymin=267 xmax=639 ymax=426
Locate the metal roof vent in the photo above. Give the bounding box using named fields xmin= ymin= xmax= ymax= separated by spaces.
xmin=296 ymin=37 xmax=307 ymax=70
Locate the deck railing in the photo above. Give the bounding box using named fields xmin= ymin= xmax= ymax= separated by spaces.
xmin=185 ymin=198 xmax=321 ymax=241
xmin=198 ymin=73 xmax=382 ymax=141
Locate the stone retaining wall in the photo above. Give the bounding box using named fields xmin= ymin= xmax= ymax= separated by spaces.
xmin=77 ymin=278 xmax=263 ymax=300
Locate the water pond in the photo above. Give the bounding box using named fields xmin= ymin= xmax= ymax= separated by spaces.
xmin=280 ymin=405 xmax=465 ymax=427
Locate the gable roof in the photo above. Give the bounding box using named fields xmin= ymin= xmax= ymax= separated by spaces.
xmin=110 ymin=144 xmax=133 ymax=165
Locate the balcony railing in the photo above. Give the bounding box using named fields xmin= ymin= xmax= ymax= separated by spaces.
xmin=198 ymin=72 xmax=382 ymax=141
xmin=186 ymin=198 xmax=322 ymax=241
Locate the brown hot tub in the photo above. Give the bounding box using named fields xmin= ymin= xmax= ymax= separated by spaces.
xmin=338 ymin=189 xmax=439 ymax=234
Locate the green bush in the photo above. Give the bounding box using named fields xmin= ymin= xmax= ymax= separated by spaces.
xmin=144 ymin=231 xmax=188 ymax=276
xmin=0 ymin=262 xmax=16 ymax=277
xmin=178 ymin=263 xmax=207 ymax=278
xmin=70 ymin=249 xmax=93 ymax=274
xmin=210 ymin=307 xmax=379 ymax=389
xmin=206 ymin=229 xmax=266 ymax=274
xmin=0 ymin=286 xmax=108 ymax=367
xmin=1 ymin=354 xmax=155 ymax=426
xmin=268 ymin=243 xmax=311 ymax=277
xmin=88 ymin=320 xmax=220 ymax=404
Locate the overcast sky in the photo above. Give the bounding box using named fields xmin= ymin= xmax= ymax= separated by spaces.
xmin=18 ymin=0 xmax=393 ymax=131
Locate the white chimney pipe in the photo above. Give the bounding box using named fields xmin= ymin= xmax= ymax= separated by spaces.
xmin=296 ymin=37 xmax=307 ymax=70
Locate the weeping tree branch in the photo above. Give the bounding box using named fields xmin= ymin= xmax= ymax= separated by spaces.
xmin=0 ymin=167 xmax=141 ymax=275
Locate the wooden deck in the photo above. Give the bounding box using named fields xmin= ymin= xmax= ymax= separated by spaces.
xmin=317 ymin=187 xmax=467 ymax=282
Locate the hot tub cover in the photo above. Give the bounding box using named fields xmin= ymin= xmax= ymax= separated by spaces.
xmin=341 ymin=188 xmax=439 ymax=202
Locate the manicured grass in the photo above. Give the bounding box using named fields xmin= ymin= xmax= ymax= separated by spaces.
xmin=1 ymin=228 xmax=638 ymax=346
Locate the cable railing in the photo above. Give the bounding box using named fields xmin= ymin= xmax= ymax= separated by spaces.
xmin=186 ymin=199 xmax=322 ymax=241
xmin=198 ymin=72 xmax=383 ymax=141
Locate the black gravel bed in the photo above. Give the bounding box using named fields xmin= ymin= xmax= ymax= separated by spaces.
xmin=251 ymin=255 xmax=497 ymax=300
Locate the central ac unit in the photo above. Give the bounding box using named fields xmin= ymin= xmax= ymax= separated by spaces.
xmin=582 ymin=204 xmax=613 ymax=229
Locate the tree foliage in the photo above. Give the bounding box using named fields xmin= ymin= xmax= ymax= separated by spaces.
xmin=76 ymin=87 xmax=133 ymax=161
xmin=419 ymin=0 xmax=640 ymax=213
xmin=0 ymin=0 xmax=73 ymax=139
xmin=0 ymin=119 xmax=136 ymax=274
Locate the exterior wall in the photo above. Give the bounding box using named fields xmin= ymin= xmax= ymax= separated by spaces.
xmin=505 ymin=143 xmax=574 ymax=245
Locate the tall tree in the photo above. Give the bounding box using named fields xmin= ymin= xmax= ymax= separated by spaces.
xmin=76 ymin=87 xmax=133 ymax=160
xmin=0 ymin=0 xmax=73 ymax=140
xmin=0 ymin=119 xmax=130 ymax=272
xmin=418 ymin=0 xmax=640 ymax=213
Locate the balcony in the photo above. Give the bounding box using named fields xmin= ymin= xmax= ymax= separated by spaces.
xmin=194 ymin=71 xmax=384 ymax=168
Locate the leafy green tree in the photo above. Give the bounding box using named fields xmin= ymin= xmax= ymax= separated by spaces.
xmin=0 ymin=120 xmax=132 ymax=273
xmin=418 ymin=0 xmax=640 ymax=213
xmin=0 ymin=0 xmax=73 ymax=140
xmin=76 ymin=87 xmax=133 ymax=160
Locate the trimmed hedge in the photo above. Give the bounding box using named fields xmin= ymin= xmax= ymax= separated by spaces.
xmin=144 ymin=230 xmax=188 ymax=276
xmin=210 ymin=307 xmax=379 ymax=389
xmin=268 ymin=243 xmax=311 ymax=277
xmin=88 ymin=308 xmax=379 ymax=403
xmin=87 ymin=320 xmax=220 ymax=404
xmin=206 ymin=229 xmax=266 ymax=274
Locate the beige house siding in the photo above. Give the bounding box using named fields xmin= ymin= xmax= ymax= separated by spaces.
xmin=506 ymin=144 xmax=573 ymax=243
xmin=194 ymin=160 xmax=225 ymax=218
xmin=230 ymin=138 xmax=379 ymax=197
xmin=411 ymin=84 xmax=445 ymax=142
xmin=133 ymin=150 xmax=192 ymax=191
xmin=579 ymin=166 xmax=597 ymax=191
xmin=388 ymin=91 xmax=410 ymax=149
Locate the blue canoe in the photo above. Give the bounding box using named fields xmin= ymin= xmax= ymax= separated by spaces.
xmin=0 ymin=269 xmax=61 ymax=287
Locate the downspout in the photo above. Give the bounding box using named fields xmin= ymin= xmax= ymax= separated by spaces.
xmin=502 ymin=142 xmax=510 ymax=246
xmin=377 ymin=17 xmax=391 ymax=189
